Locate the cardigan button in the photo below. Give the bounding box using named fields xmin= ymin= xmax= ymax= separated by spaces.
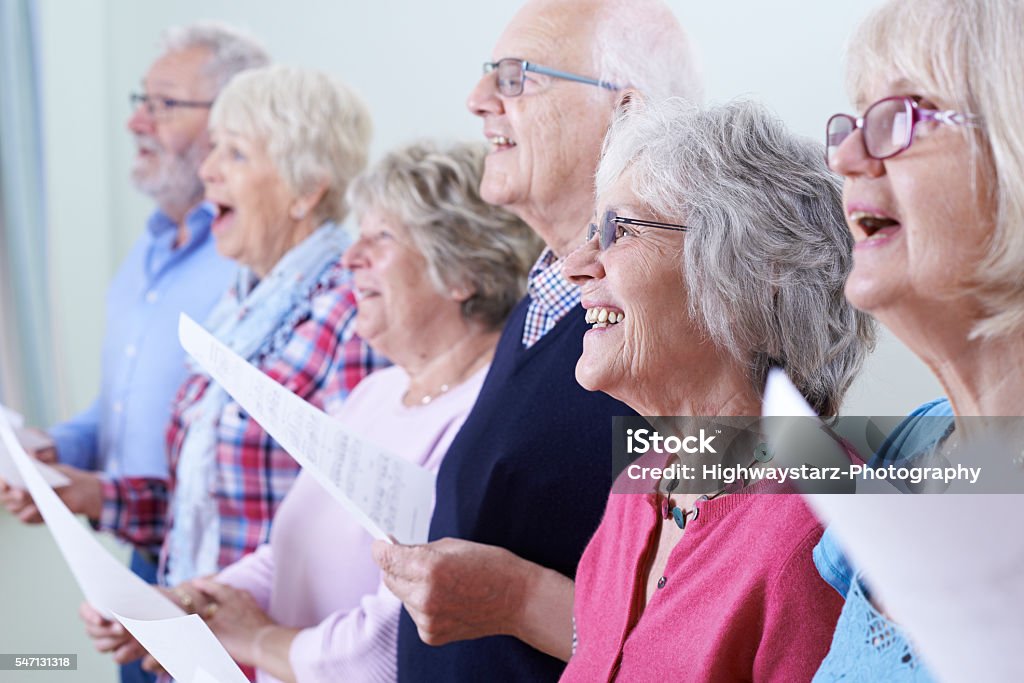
xmin=657 ymin=576 xmax=667 ymax=589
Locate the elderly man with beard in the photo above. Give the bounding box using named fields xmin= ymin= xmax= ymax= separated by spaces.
xmin=0 ymin=22 xmax=266 ymax=682
xmin=373 ymin=1 xmax=702 ymax=680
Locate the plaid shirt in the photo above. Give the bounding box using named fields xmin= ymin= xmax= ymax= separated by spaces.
xmin=521 ymin=248 xmax=581 ymax=348
xmin=98 ymin=261 xmax=386 ymax=579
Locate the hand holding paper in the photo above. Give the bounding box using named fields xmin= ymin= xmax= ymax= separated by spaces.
xmin=0 ymin=404 xmax=69 ymax=488
xmin=0 ymin=409 xmax=248 ymax=682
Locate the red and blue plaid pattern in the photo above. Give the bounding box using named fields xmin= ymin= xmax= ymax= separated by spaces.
xmin=521 ymin=248 xmax=580 ymax=348
xmin=98 ymin=264 xmax=386 ymax=581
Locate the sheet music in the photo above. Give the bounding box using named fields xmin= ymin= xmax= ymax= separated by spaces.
xmin=177 ymin=313 xmax=436 ymax=544
xmin=0 ymin=410 xmax=247 ymax=682
xmin=0 ymin=405 xmax=70 ymax=488
xmin=762 ymin=369 xmax=1024 ymax=682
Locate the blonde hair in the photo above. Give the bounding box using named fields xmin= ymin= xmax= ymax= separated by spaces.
xmin=847 ymin=0 xmax=1024 ymax=338
xmin=347 ymin=141 xmax=542 ymax=329
xmin=209 ymin=65 xmax=372 ymax=224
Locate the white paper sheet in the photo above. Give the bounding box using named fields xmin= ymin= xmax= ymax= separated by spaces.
xmin=762 ymin=369 xmax=1024 ymax=682
xmin=192 ymin=667 xmax=223 ymax=683
xmin=178 ymin=313 xmax=436 ymax=544
xmin=0 ymin=405 xmax=70 ymax=488
xmin=0 ymin=410 xmax=247 ymax=682
xmin=115 ymin=613 xmax=248 ymax=683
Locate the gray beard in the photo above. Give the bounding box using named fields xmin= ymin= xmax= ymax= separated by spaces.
xmin=130 ymin=139 xmax=206 ymax=213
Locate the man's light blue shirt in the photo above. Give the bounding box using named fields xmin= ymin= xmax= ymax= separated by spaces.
xmin=49 ymin=203 xmax=236 ymax=477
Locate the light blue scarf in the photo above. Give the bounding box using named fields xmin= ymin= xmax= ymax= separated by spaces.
xmin=165 ymin=222 xmax=349 ymax=585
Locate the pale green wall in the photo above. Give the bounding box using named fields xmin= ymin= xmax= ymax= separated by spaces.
xmin=0 ymin=512 xmax=125 ymax=682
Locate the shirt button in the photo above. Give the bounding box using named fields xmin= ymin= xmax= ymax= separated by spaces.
xmin=657 ymin=576 xmax=667 ymax=589
xmin=112 ymin=401 xmax=123 ymax=414
xmin=146 ymin=291 xmax=158 ymax=303
xmin=125 ymin=345 xmax=137 ymax=357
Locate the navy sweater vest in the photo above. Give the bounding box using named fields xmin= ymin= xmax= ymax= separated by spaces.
xmin=398 ymin=297 xmax=636 ymax=682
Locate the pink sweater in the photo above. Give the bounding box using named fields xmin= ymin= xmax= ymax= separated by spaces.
xmin=218 ymin=365 xmax=486 ymax=683
xmin=562 ymin=483 xmax=842 ymax=682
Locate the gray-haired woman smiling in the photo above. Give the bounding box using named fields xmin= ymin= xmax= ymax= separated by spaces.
xmin=562 ymin=97 xmax=875 ymax=681
xmin=380 ymin=98 xmax=875 ymax=682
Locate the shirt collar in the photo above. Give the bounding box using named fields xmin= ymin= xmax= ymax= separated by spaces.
xmin=527 ymin=247 xmax=579 ymax=312
xmin=146 ymin=202 xmax=215 ymax=248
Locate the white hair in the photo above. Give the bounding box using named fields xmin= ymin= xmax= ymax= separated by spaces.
xmin=347 ymin=141 xmax=542 ymax=328
xmin=597 ymin=98 xmax=876 ymax=414
xmin=210 ymin=65 xmax=372 ymax=224
xmin=592 ymin=0 xmax=704 ymax=103
xmin=846 ymin=0 xmax=1024 ymax=338
xmin=159 ymin=21 xmax=269 ymax=93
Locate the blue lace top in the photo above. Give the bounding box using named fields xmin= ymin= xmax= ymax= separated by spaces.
xmin=812 ymin=398 xmax=954 ymax=682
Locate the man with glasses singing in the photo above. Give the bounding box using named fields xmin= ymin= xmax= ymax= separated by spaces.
xmin=0 ymin=21 xmax=265 ymax=683
xmin=374 ymin=0 xmax=702 ymax=680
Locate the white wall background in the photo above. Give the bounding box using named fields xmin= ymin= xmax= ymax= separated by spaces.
xmin=3 ymin=0 xmax=941 ymax=680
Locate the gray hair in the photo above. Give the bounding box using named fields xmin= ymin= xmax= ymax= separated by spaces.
xmin=846 ymin=0 xmax=1024 ymax=338
xmin=347 ymin=141 xmax=543 ymax=329
xmin=159 ymin=21 xmax=269 ymax=93
xmin=210 ymin=65 xmax=372 ymax=224
xmin=597 ymin=98 xmax=876 ymax=414
xmin=592 ymin=0 xmax=704 ymax=104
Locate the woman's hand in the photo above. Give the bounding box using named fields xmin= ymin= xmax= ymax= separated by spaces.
xmin=191 ymin=579 xmax=274 ymax=665
xmin=372 ymin=537 xmax=575 ymax=660
xmin=192 ymin=579 xmax=299 ymax=681
xmin=78 ymin=601 xmax=146 ymax=665
xmin=160 ymin=580 xmax=216 ymax=617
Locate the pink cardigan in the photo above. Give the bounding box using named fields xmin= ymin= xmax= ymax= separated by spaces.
xmin=562 ymin=483 xmax=842 ymax=682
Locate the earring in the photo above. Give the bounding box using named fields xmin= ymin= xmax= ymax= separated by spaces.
xmin=290 ymin=205 xmax=307 ymax=220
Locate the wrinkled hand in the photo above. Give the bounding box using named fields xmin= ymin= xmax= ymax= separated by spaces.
xmin=79 ymin=601 xmax=146 ymax=665
xmin=0 ymin=465 xmax=103 ymax=523
xmin=192 ymin=578 xmax=274 ymax=666
xmin=372 ymin=537 xmax=530 ymax=646
xmin=159 ymin=580 xmax=217 ymax=618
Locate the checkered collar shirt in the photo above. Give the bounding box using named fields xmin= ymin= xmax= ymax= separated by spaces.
xmin=522 ymin=247 xmax=581 ymax=348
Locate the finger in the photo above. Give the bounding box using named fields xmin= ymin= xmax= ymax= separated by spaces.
xmin=113 ymin=639 xmax=145 ymax=665
xmin=17 ymin=504 xmax=42 ymax=524
xmin=202 ymin=601 xmax=220 ymax=621
xmin=141 ymin=655 xmax=166 ymax=675
xmin=83 ymin=618 xmax=123 ymax=638
xmin=174 ymin=582 xmax=214 ymax=614
xmin=0 ymin=487 xmax=28 ymax=507
xmin=84 ymin=619 xmax=124 ymax=639
xmin=78 ymin=602 xmax=111 ymax=626
xmin=84 ymin=618 xmax=125 ymax=640
xmin=372 ymin=539 xmax=412 ymax=576
xmin=33 ymin=447 xmax=57 ymax=464
xmin=93 ymin=635 xmax=129 ymax=653
xmin=190 ymin=578 xmax=234 ymax=602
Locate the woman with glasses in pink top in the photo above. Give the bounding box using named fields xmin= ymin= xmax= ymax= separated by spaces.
xmin=815 ymin=0 xmax=1024 ymax=680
